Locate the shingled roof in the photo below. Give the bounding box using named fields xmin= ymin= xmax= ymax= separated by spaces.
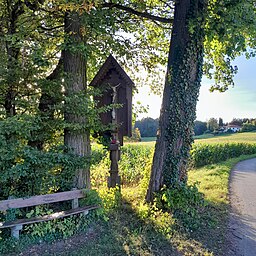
xmin=89 ymin=54 xmax=134 ymax=87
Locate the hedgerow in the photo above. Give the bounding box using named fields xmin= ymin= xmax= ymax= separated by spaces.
xmin=190 ymin=143 xmax=256 ymax=167
xmin=91 ymin=141 xmax=256 ymax=187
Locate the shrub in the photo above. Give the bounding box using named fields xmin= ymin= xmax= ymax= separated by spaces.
xmin=158 ymin=183 xmax=205 ymax=230
xmin=190 ymin=143 xmax=256 ymax=167
xmin=242 ymin=123 xmax=256 ymax=132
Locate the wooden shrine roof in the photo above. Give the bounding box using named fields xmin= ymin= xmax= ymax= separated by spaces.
xmin=90 ymin=54 xmax=134 ymax=87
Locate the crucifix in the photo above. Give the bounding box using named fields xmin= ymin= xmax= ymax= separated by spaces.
xmin=90 ymin=54 xmax=134 ymax=189
xmin=108 ymin=83 xmax=121 ymax=188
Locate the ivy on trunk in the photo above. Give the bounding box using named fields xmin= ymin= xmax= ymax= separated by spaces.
xmin=146 ymin=0 xmax=206 ymax=202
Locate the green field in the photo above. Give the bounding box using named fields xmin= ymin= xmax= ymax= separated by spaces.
xmin=138 ymin=132 xmax=256 ymax=146
xmin=140 ymin=136 xmax=157 ymax=142
xmin=194 ymin=132 xmax=256 ymax=144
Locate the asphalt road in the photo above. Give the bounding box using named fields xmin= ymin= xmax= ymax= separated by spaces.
xmin=228 ymin=158 xmax=256 ymax=256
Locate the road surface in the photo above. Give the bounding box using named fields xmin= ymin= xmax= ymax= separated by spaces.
xmin=228 ymin=158 xmax=256 ymax=256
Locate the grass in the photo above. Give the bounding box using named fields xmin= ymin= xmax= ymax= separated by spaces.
xmin=63 ymin=207 xmax=180 ymax=256
xmin=58 ymin=132 xmax=256 ymax=255
xmin=4 ymin=132 xmax=256 ymax=255
xmin=189 ymin=154 xmax=256 ymax=203
xmin=81 ymin=142 xmax=256 ymax=255
xmin=194 ymin=131 xmax=256 ymax=144
xmin=193 ymin=134 xmax=215 ymax=140
xmin=136 ymin=132 xmax=256 ymax=146
xmin=140 ymin=137 xmax=157 ymax=142
xmin=57 ymin=154 xmax=256 ymax=256
xmin=125 ymin=137 xmax=156 ymax=147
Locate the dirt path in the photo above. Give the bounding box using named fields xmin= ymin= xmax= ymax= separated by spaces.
xmin=228 ymin=158 xmax=256 ymax=256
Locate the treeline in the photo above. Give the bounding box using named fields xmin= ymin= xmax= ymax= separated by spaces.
xmin=135 ymin=117 xmax=256 ymax=137
xmin=205 ymin=118 xmax=256 ymax=133
xmin=134 ymin=117 xmax=209 ymax=137
xmin=135 ymin=117 xmax=159 ymax=137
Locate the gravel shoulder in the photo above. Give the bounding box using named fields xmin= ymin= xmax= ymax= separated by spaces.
xmin=228 ymin=158 xmax=256 ymax=256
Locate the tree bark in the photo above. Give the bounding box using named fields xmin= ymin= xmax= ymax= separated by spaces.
xmin=146 ymin=0 xmax=206 ymax=202
xmin=4 ymin=0 xmax=25 ymax=117
xmin=63 ymin=12 xmax=91 ymax=189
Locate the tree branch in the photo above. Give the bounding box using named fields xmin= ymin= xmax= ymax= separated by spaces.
xmin=46 ymin=52 xmax=63 ymax=80
xmin=159 ymin=0 xmax=175 ymax=10
xmin=101 ymin=3 xmax=173 ymax=24
xmin=39 ymin=25 xmax=64 ymax=31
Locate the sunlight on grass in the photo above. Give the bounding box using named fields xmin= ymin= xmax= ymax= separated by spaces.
xmin=194 ymin=132 xmax=256 ymax=144
xmin=4 ymin=133 xmax=256 ymax=255
xmin=70 ymin=135 xmax=256 ymax=256
xmin=126 ymin=132 xmax=256 ymax=147
xmin=140 ymin=137 xmax=157 ymax=142
xmin=188 ymin=154 xmax=256 ymax=204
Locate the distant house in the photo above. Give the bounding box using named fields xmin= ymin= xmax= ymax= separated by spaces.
xmin=224 ymin=125 xmax=242 ymax=133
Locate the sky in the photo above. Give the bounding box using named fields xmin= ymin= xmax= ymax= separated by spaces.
xmin=134 ymin=55 xmax=256 ymax=123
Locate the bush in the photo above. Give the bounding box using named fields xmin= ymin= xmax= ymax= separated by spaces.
xmin=0 ymin=116 xmax=86 ymax=199
xmin=190 ymin=143 xmax=256 ymax=167
xmin=242 ymin=123 xmax=256 ymax=132
xmin=158 ymin=183 xmax=205 ymax=230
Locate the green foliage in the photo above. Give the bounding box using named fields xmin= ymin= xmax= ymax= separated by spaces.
xmin=131 ymin=127 xmax=142 ymax=142
xmin=207 ymin=117 xmax=219 ymax=132
xmin=218 ymin=117 xmax=224 ymax=127
xmin=0 ymin=189 xmax=106 ymax=253
xmin=0 ymin=212 xmax=98 ymax=254
xmin=90 ymin=144 xmax=154 ymax=187
xmin=98 ymin=187 xmax=122 ymax=212
xmin=158 ymin=184 xmax=205 ymax=230
xmin=0 ymin=115 xmax=91 ymax=199
xmin=82 ymin=189 xmax=103 ymax=207
xmin=0 ymin=0 xmax=172 ymax=202
xmin=229 ymin=118 xmax=249 ymax=126
xmin=139 ymin=150 xmax=154 ymax=196
xmin=204 ymin=0 xmax=256 ymax=91
xmin=25 ymin=214 xmax=92 ymax=239
xmin=119 ymin=145 xmax=153 ymax=185
xmin=194 ymin=120 xmax=207 ymax=135
xmin=135 ymin=117 xmax=159 ymax=137
xmin=190 ymin=142 xmax=256 ymax=167
xmin=1 ymin=141 xmax=256 ymax=255
xmin=242 ymin=123 xmax=256 ymax=132
xmin=0 ymin=143 xmax=85 ymax=198
xmin=91 ymin=138 xmax=256 ymax=190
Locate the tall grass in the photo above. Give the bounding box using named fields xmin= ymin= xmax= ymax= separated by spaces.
xmin=92 ymin=132 xmax=256 ymax=187
xmin=91 ymin=144 xmax=154 ymax=187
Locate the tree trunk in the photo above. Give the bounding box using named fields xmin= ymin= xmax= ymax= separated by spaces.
xmin=4 ymin=1 xmax=25 ymax=117
xmin=146 ymin=0 xmax=206 ymax=202
xmin=63 ymin=12 xmax=91 ymax=189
